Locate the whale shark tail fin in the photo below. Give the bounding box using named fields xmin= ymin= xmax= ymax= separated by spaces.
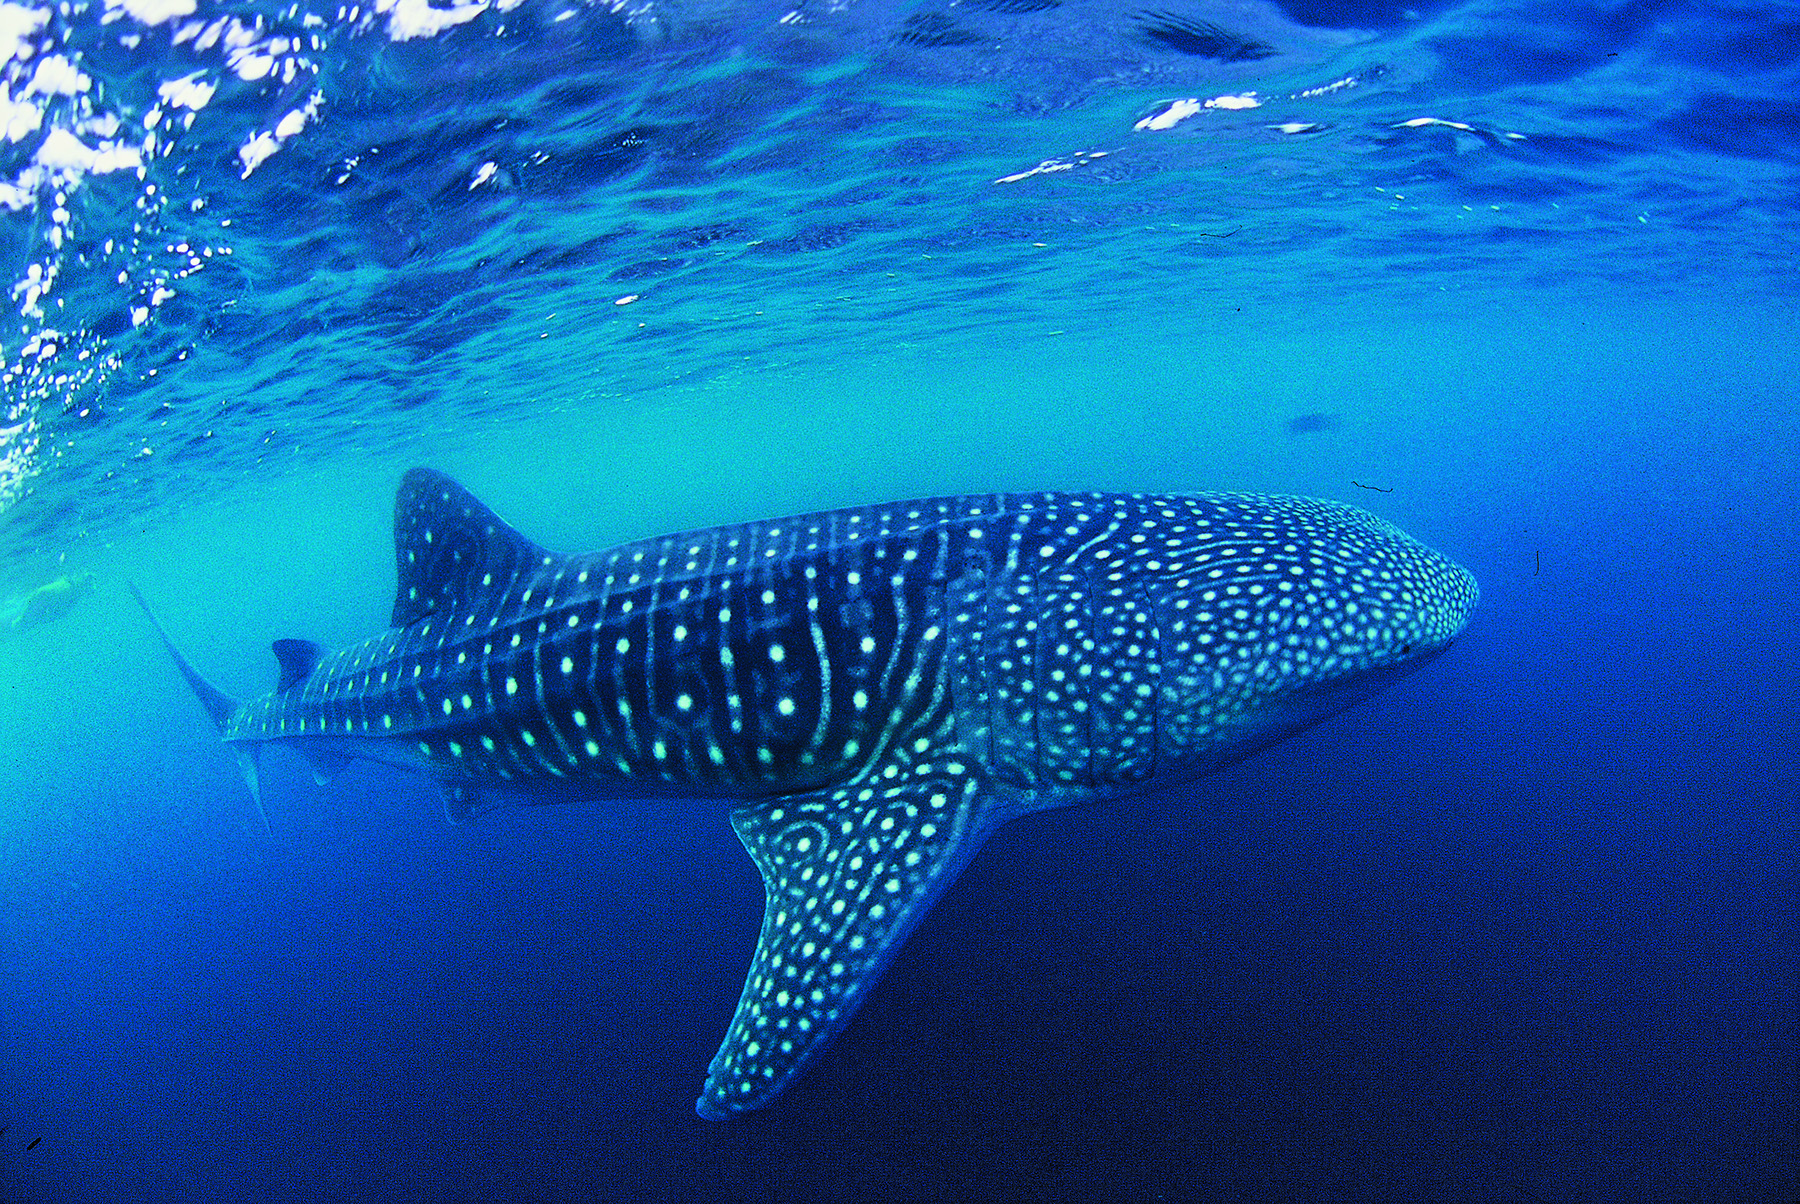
xmin=127 ymin=581 xmax=270 ymax=833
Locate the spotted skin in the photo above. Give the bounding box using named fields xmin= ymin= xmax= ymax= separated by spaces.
xmin=154 ymin=468 xmax=1477 ymax=1119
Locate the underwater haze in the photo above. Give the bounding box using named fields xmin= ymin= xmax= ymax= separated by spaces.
xmin=0 ymin=0 xmax=1796 ymax=1198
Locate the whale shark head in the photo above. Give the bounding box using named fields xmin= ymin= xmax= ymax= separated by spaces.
xmin=1247 ymin=495 xmax=1478 ymax=683
xmin=1163 ymin=496 xmax=1476 ymax=767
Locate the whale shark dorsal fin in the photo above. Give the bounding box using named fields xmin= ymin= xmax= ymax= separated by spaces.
xmin=698 ymin=771 xmax=988 ymax=1119
xmin=271 ymin=638 xmax=324 ymax=693
xmin=391 ymin=468 xmax=550 ymax=629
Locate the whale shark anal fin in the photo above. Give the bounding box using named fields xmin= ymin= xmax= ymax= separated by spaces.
xmin=697 ymin=770 xmax=987 ymax=1119
xmin=299 ymin=747 xmax=355 ymax=785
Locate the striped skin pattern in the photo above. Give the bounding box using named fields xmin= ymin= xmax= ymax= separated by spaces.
xmin=208 ymin=469 xmax=1478 ymax=1118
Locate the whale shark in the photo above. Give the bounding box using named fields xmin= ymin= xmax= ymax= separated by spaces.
xmin=131 ymin=468 xmax=1477 ymax=1118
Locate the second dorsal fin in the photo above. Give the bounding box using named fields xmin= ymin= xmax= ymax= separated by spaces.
xmin=271 ymin=638 xmax=324 ymax=692
xmin=391 ymin=468 xmax=550 ymax=629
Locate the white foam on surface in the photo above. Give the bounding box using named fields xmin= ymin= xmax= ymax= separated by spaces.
xmin=107 ymin=0 xmax=198 ymax=25
xmin=377 ymin=0 xmax=491 ymax=41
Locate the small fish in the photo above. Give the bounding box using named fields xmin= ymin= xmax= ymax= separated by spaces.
xmin=1285 ymin=412 xmax=1340 ymax=434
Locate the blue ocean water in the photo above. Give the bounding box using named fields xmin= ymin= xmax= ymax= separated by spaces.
xmin=0 ymin=0 xmax=1796 ymax=1198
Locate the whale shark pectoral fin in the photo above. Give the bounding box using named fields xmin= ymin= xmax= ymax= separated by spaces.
xmin=697 ymin=771 xmax=987 ymax=1120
